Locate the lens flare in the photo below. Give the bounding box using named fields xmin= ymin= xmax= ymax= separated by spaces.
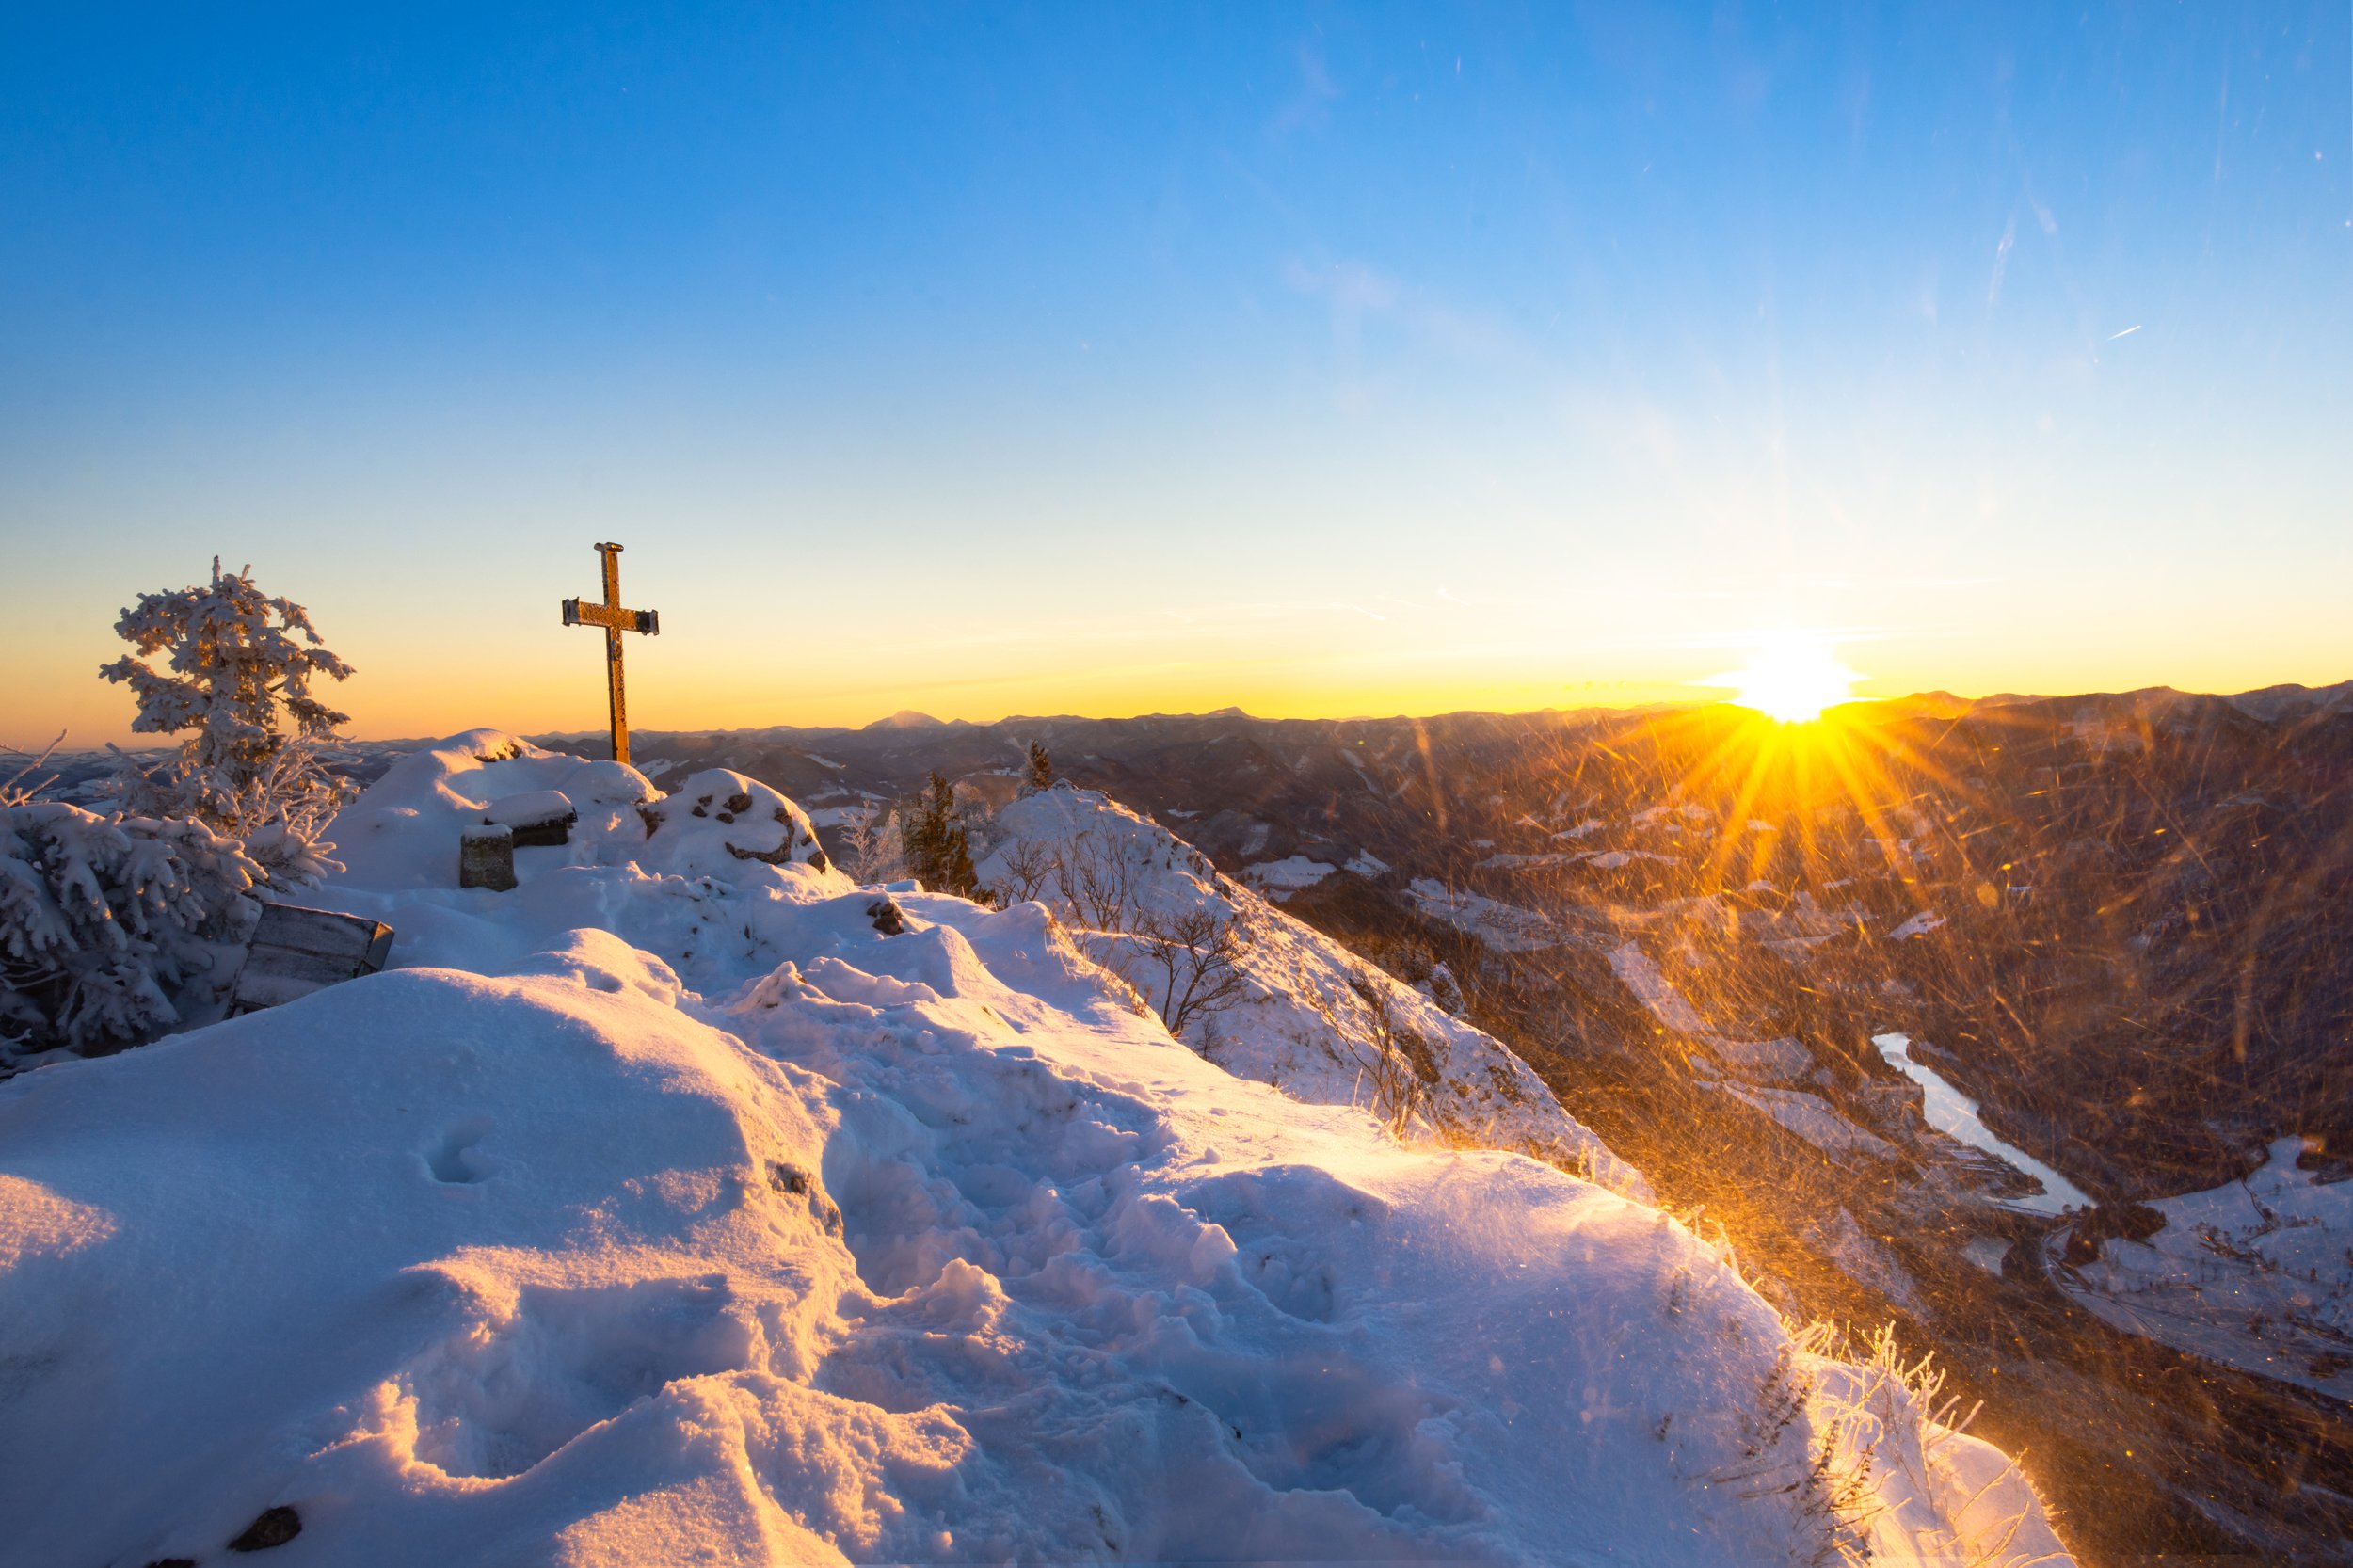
xmin=1708 ymin=632 xmax=1860 ymax=724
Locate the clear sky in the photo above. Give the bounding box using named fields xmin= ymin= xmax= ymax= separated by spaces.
xmin=4 ymin=3 xmax=2347 ymax=746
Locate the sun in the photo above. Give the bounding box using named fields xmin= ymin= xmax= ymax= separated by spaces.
xmin=1708 ymin=632 xmax=1860 ymax=724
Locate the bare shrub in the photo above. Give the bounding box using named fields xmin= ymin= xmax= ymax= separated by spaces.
xmin=1053 ymin=828 xmax=1139 ymax=932
xmin=1346 ymin=971 xmax=1436 ymax=1137
xmin=1129 ymin=905 xmax=1252 ymax=1039
xmin=1780 ymin=1320 xmax=2060 ymax=1568
xmin=991 ymin=826 xmax=1253 ymax=1044
xmin=996 ymin=839 xmax=1059 ymax=904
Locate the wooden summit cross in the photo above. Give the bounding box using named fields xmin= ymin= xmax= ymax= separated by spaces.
xmin=561 ymin=541 xmax=660 ymax=764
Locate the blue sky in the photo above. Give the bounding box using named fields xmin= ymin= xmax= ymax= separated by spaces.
xmin=4 ymin=3 xmax=2346 ymax=742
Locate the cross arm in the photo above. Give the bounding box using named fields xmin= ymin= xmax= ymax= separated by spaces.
xmin=563 ymin=600 xmax=660 ymax=634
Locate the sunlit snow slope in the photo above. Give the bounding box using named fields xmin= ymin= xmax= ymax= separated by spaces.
xmin=0 ymin=733 xmax=2071 ymax=1566
xmin=978 ymin=786 xmax=1648 ymax=1201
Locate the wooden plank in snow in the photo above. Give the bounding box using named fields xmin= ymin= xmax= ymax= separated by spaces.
xmin=229 ymin=904 xmax=395 ymax=1015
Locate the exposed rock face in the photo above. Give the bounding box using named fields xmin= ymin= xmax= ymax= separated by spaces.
xmin=227 ymin=1505 xmax=300 ymax=1551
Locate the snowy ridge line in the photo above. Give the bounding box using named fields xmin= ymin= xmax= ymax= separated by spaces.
xmin=0 ymin=731 xmax=2073 ymax=1566
xmin=975 ymin=787 xmax=1643 ymax=1199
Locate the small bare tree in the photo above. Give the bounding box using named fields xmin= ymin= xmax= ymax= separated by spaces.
xmin=1347 ymin=972 xmax=1436 ymax=1138
xmin=984 ymin=826 xmax=1253 ymax=1043
xmin=1053 ymin=828 xmax=1140 ymax=932
xmin=996 ymin=839 xmax=1059 ymax=904
xmin=1130 ymin=905 xmax=1253 ymax=1040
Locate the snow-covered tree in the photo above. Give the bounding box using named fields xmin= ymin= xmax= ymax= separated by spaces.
xmin=1022 ymin=741 xmax=1055 ymax=794
xmin=839 ymin=803 xmax=905 ymax=884
xmin=1 ymin=801 xmax=260 ymax=1055
xmin=0 ymin=735 xmax=63 ymax=809
xmin=902 ymin=772 xmax=980 ymax=899
xmin=99 ymin=560 xmax=358 ymax=886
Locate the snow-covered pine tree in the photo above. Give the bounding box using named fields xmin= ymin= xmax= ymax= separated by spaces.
xmin=99 ymin=559 xmax=358 ymax=886
xmin=839 ymin=802 xmax=904 ymax=884
xmin=0 ymin=801 xmax=260 ymax=1056
xmin=1022 ymin=741 xmax=1054 ymax=793
xmin=902 ymin=771 xmax=981 ymax=899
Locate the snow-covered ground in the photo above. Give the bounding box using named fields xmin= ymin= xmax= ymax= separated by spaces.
xmin=0 ymin=734 xmax=2072 ymax=1566
xmin=1609 ymin=940 xmax=1716 ymax=1037
xmin=1465 ymin=851 xmax=1559 ymax=872
xmin=1241 ymin=854 xmax=1335 ymax=897
xmin=2053 ymin=1136 xmax=2353 ymax=1400
xmin=1404 ymin=877 xmax=1565 ymax=952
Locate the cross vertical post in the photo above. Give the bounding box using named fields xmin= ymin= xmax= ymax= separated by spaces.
xmin=598 ymin=543 xmax=627 ymax=762
xmin=561 ymin=541 xmax=661 ymax=765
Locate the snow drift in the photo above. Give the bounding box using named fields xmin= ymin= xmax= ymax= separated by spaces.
xmin=0 ymin=733 xmax=2072 ymax=1566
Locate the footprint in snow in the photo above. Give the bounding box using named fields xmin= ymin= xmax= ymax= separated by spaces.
xmin=423 ymin=1115 xmax=497 ymax=1185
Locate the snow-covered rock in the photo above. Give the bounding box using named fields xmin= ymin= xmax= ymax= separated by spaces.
xmin=1609 ymin=939 xmax=1716 ymax=1037
xmin=1709 ymin=1082 xmax=1903 ymax=1161
xmin=1707 ymin=1035 xmax=1816 ymax=1083
xmin=479 ymin=788 xmax=576 ymax=831
xmin=639 ymin=768 xmax=830 ymax=876
xmin=0 ymin=734 xmax=2074 ymax=1566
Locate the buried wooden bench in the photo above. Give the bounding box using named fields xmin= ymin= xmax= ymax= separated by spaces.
xmin=228 ymin=904 xmax=397 ymax=1016
xmin=484 ymin=789 xmax=578 ymax=847
xmin=459 ymin=791 xmax=580 ymax=891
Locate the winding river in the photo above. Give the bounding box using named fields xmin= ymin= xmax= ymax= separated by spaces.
xmin=1872 ymin=1032 xmax=2092 ymax=1216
